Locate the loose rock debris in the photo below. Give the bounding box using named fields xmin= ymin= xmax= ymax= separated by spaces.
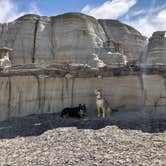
xmin=0 ymin=115 xmax=165 ymax=165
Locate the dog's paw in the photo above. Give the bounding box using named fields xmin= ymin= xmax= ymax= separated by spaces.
xmin=97 ymin=114 xmax=101 ymax=118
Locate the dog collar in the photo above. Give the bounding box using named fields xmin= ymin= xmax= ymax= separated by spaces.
xmin=97 ymin=97 xmax=102 ymax=100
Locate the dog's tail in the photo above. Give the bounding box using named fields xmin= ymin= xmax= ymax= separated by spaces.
xmin=111 ymin=104 xmax=125 ymax=112
xmin=107 ymin=107 xmax=112 ymax=115
xmin=112 ymin=109 xmax=119 ymax=112
xmin=60 ymin=111 xmax=64 ymax=117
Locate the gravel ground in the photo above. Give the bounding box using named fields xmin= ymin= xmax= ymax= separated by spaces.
xmin=0 ymin=114 xmax=166 ymax=166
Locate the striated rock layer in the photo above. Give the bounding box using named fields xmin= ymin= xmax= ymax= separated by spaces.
xmin=0 ymin=13 xmax=146 ymax=66
xmin=0 ymin=65 xmax=166 ymax=121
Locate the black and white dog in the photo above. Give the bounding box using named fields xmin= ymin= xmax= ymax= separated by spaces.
xmin=61 ymin=104 xmax=87 ymax=118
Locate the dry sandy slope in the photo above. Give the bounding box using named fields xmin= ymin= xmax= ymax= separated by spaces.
xmin=0 ymin=115 xmax=165 ymax=165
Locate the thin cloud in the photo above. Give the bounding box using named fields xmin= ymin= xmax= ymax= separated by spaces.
xmin=157 ymin=9 xmax=166 ymax=20
xmin=125 ymin=7 xmax=166 ymax=37
xmin=0 ymin=0 xmax=20 ymax=22
xmin=81 ymin=0 xmax=166 ymax=37
xmin=125 ymin=16 xmax=156 ymax=37
xmin=29 ymin=2 xmax=41 ymax=15
xmin=81 ymin=0 xmax=137 ymax=19
xmin=0 ymin=0 xmax=41 ymax=23
xmin=131 ymin=9 xmax=146 ymax=17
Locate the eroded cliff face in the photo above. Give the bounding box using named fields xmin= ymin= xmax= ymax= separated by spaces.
xmin=0 ymin=13 xmax=146 ymax=66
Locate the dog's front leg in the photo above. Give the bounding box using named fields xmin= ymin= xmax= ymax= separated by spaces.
xmin=102 ymin=108 xmax=106 ymax=119
xmin=97 ymin=106 xmax=101 ymax=117
xmin=102 ymin=109 xmax=106 ymax=119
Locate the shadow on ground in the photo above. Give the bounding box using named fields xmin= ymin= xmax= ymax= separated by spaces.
xmin=0 ymin=113 xmax=166 ymax=139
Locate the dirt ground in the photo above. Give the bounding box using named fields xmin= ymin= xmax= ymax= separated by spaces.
xmin=0 ymin=114 xmax=166 ymax=166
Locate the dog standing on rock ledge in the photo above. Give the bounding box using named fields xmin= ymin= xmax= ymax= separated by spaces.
xmin=95 ymin=88 xmax=112 ymax=118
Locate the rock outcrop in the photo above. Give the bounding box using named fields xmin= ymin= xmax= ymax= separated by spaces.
xmin=0 ymin=13 xmax=146 ymax=66
xmin=146 ymin=31 xmax=166 ymax=64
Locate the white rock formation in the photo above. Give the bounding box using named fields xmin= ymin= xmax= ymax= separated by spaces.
xmin=0 ymin=13 xmax=145 ymax=66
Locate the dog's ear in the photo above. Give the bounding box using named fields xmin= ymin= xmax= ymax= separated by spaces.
xmin=94 ymin=88 xmax=99 ymax=94
xmin=83 ymin=104 xmax=86 ymax=108
xmin=95 ymin=88 xmax=103 ymax=95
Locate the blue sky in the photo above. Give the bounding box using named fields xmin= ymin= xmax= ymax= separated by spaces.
xmin=0 ymin=0 xmax=166 ymax=37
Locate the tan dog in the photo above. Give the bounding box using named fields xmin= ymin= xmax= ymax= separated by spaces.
xmin=95 ymin=88 xmax=112 ymax=118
